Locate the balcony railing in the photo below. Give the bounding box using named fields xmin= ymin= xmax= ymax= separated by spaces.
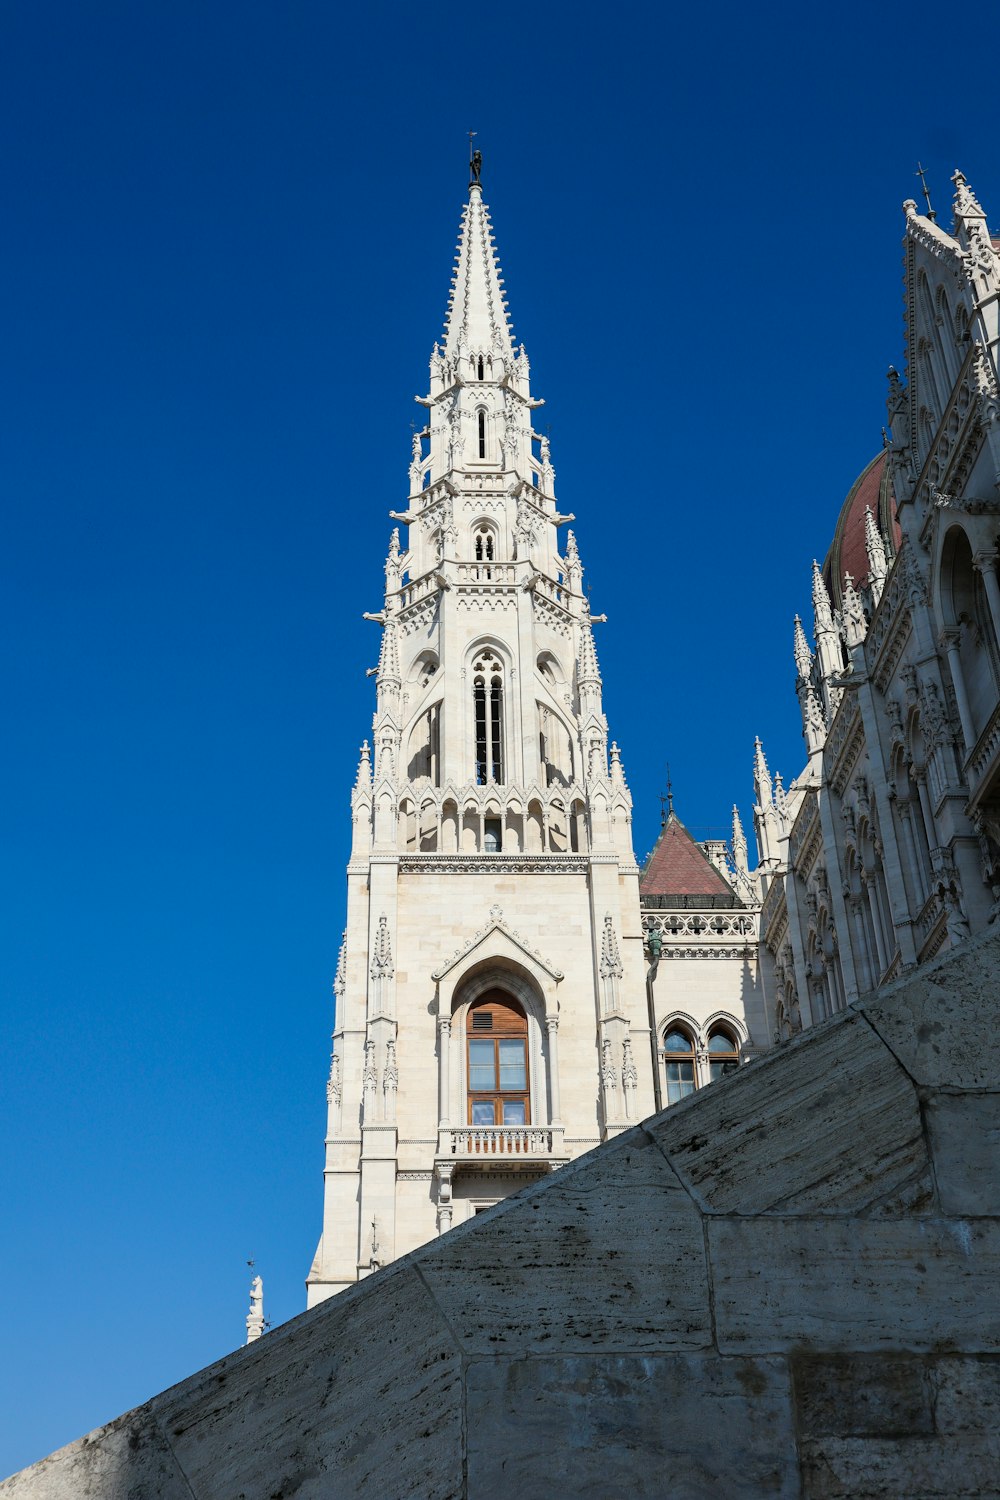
xmin=442 ymin=1126 xmax=561 ymax=1158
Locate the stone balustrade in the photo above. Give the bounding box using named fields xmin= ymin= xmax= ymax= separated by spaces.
xmin=445 ymin=1125 xmax=557 ymax=1158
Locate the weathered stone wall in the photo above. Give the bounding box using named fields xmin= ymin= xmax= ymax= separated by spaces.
xmin=6 ymin=927 xmax=1000 ymax=1498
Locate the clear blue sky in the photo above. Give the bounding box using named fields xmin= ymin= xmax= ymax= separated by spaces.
xmin=2 ymin=0 xmax=996 ymax=1476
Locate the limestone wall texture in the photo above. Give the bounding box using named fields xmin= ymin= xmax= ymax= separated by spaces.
xmin=7 ymin=927 xmax=1000 ymax=1499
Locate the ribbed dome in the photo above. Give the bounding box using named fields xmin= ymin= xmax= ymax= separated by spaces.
xmin=822 ymin=452 xmax=900 ymax=609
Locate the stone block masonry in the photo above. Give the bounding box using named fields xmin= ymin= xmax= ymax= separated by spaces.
xmin=7 ymin=926 xmax=1000 ymax=1498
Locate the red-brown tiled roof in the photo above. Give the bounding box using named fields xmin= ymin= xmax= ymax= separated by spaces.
xmin=823 ymin=452 xmax=902 ymax=610
xmin=639 ymin=814 xmax=735 ymax=902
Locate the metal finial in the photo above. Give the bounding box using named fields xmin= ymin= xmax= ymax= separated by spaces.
xmin=915 ymin=162 xmax=936 ymax=222
xmin=469 ymin=131 xmax=482 ymax=188
xmin=661 ymin=765 xmax=674 ymax=823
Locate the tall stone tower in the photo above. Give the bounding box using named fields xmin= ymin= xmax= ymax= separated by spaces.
xmin=307 ymin=164 xmax=653 ymax=1305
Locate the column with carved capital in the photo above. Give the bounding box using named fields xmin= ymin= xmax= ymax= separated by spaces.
xmin=940 ymin=629 xmax=975 ymax=751
xmin=974 ymin=551 xmax=1000 ymax=648
xmin=847 ymin=894 xmax=873 ymax=993
xmin=434 ymin=1164 xmax=454 ymax=1237
xmin=896 ymin=798 xmax=926 ymax=906
xmin=914 ymin=770 xmax=939 ymax=866
xmin=864 ymin=873 xmax=888 ymax=976
xmin=437 ymin=1015 xmax=451 ymax=1126
xmin=545 ymin=1015 xmax=561 ymax=1123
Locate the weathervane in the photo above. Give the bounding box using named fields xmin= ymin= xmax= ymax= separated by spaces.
xmin=915 ymin=162 xmax=936 ymax=222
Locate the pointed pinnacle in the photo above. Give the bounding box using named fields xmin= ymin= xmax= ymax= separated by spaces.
xmin=354 ymin=741 xmax=372 ymax=791
xmin=952 ymin=168 xmax=986 ymax=220
xmin=812 ymin=560 xmax=834 ymax=634
xmin=442 ymin=190 xmax=515 ymax=359
xmin=731 ymin=805 xmax=748 ymax=874
xmin=864 ymin=505 xmax=888 ymax=584
xmin=753 ymin=736 xmax=772 ymax=800
xmin=793 ymin=615 xmax=813 ymax=680
xmin=578 ymin=603 xmax=602 ymax=687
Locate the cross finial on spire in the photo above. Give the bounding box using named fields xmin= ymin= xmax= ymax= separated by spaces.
xmin=469 ymin=132 xmax=482 ymax=189
xmin=915 ymin=162 xmax=936 ymax=222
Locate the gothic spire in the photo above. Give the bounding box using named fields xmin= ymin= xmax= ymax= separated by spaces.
xmin=793 ymin=615 xmax=813 ymax=682
xmin=811 ymin=560 xmax=834 ymax=635
xmin=443 ymin=173 xmax=515 ymax=361
xmin=864 ymin=506 xmax=888 ymax=604
xmin=353 ymin=741 xmax=372 ymax=794
xmin=577 ymin=599 xmax=602 ymax=690
xmin=753 ymin=736 xmax=772 ymax=806
xmin=841 ymin=571 xmax=866 ymax=648
xmin=375 ymin=615 xmax=400 ymax=694
xmin=731 ymin=804 xmax=748 ymax=874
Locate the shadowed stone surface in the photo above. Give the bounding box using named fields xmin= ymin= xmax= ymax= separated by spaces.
xmin=710 ymin=1217 xmax=1000 ymax=1352
xmin=419 ymin=1126 xmax=711 ymax=1354
xmin=466 ymin=1354 xmax=799 ymax=1498
xmin=797 ymin=1359 xmax=1000 ymax=1500
xmin=646 ymin=1013 xmax=926 ymax=1214
xmin=5 ymin=929 xmax=1000 ymax=1497
xmin=857 ymin=930 xmax=1000 ymax=1089
xmin=925 ymin=1092 xmax=1000 ymax=1215
xmin=0 ymin=1412 xmax=194 ymax=1500
xmin=155 ymin=1265 xmax=464 ymax=1500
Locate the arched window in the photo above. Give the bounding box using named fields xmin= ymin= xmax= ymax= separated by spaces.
xmin=707 ymin=1027 xmax=740 ymax=1081
xmin=663 ymin=1027 xmax=696 ymax=1104
xmin=477 ymin=409 xmax=487 ymax=459
xmin=467 ymin=993 xmax=529 ymax=1126
xmin=477 ymin=355 xmax=485 ymax=380
xmin=473 ymin=525 xmax=495 ymax=569
xmin=473 ymin=649 xmax=504 ymax=784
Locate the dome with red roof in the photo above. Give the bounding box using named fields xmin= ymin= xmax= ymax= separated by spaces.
xmin=822 ymin=452 xmax=901 ymax=609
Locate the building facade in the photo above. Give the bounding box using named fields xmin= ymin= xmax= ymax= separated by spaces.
xmin=308 ymin=166 xmax=1000 ymax=1299
xmin=306 ymin=168 xmax=761 ymax=1303
xmin=756 ymin=171 xmax=1000 ymax=1042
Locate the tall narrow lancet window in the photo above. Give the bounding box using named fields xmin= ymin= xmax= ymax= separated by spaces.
xmin=477 ymin=355 xmax=485 ymax=380
xmin=472 ymin=649 xmax=504 ymax=784
xmin=478 ymin=409 xmax=487 ymax=459
xmin=707 ymin=1028 xmax=740 ymax=1081
xmin=663 ymin=1028 xmax=696 ymax=1104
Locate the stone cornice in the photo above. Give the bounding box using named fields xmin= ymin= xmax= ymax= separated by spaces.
xmin=399 ymin=853 xmax=590 ymax=874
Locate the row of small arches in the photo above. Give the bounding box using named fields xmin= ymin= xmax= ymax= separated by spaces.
xmin=399 ymin=794 xmax=588 ymax=854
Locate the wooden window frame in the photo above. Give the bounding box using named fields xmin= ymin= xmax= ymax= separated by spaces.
xmin=466 ymin=993 xmax=530 ymax=1127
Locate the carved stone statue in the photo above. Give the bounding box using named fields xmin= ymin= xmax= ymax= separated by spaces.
xmin=470 ymin=149 xmax=482 ymax=185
